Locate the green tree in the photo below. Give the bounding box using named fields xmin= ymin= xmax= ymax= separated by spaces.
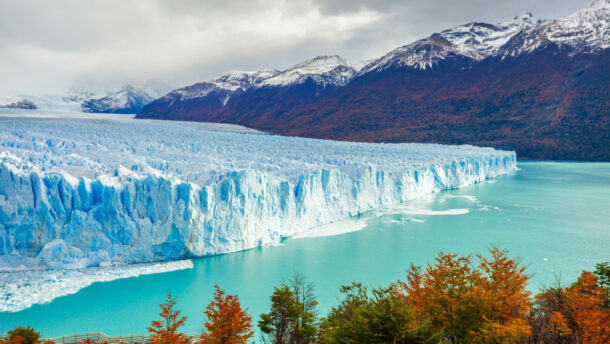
xmin=259 ymin=285 xmax=299 ymax=344
xmin=594 ymin=262 xmax=610 ymax=306
xmin=321 ymin=283 xmax=438 ymax=344
xmin=288 ymin=274 xmax=318 ymax=343
xmin=259 ymin=274 xmax=318 ymax=344
xmin=7 ymin=326 xmax=40 ymax=344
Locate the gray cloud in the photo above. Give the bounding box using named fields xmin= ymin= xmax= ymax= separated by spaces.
xmin=0 ymin=0 xmax=590 ymax=96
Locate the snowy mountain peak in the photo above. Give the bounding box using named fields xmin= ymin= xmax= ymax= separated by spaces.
xmin=79 ymin=85 xmax=154 ymax=114
xmin=260 ymin=55 xmax=367 ymax=87
xmin=63 ymin=85 xmax=156 ymax=114
xmin=170 ymin=69 xmax=279 ymax=102
xmin=290 ymin=55 xmax=367 ymax=73
xmin=213 ymin=69 xmax=280 ymax=91
xmin=500 ymin=0 xmax=609 ymax=56
xmin=167 ymin=55 xmax=366 ymax=103
xmin=361 ymin=12 xmax=539 ymax=73
xmin=590 ymin=0 xmax=609 ymax=10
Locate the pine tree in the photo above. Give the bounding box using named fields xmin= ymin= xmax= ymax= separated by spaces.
xmin=200 ymin=285 xmax=254 ymax=344
xmin=148 ymin=292 xmax=190 ymax=344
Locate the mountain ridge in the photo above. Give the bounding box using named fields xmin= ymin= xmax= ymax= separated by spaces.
xmin=137 ymin=0 xmax=610 ymax=161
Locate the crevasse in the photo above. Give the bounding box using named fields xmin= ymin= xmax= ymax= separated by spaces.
xmin=0 ymin=114 xmax=516 ymax=271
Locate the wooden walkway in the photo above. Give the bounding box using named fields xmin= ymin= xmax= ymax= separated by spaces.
xmin=46 ymin=332 xmax=196 ymax=344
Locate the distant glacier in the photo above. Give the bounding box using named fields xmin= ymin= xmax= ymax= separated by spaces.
xmin=0 ymin=112 xmax=516 ymax=271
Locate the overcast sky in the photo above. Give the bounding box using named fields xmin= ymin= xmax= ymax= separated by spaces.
xmin=0 ymin=0 xmax=591 ymax=96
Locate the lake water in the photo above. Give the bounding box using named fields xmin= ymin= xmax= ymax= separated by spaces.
xmin=1 ymin=162 xmax=609 ymax=337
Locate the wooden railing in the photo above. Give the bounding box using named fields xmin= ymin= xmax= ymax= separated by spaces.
xmin=46 ymin=332 xmax=196 ymax=344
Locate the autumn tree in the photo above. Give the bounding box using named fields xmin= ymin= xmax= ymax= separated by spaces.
xmin=259 ymin=274 xmax=318 ymax=344
xmin=0 ymin=335 xmax=22 ymax=344
xmin=320 ymin=283 xmax=439 ymax=343
xmin=524 ymin=282 xmax=572 ymax=344
xmin=6 ymin=327 xmax=39 ymax=344
xmin=395 ymin=247 xmax=531 ymax=344
xmin=148 ymin=292 xmax=190 ymax=344
xmin=200 ymin=285 xmax=254 ymax=344
xmin=474 ymin=247 xmax=532 ymax=343
xmin=563 ymin=271 xmax=610 ymax=344
xmin=522 ymin=262 xmax=610 ymax=344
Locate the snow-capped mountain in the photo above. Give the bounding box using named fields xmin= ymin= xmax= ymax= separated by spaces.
xmin=500 ymin=0 xmax=609 ymax=56
xmin=139 ymin=55 xmax=368 ymax=123
xmin=260 ymin=55 xmax=366 ymax=87
xmin=80 ymin=86 xmax=154 ymax=114
xmin=361 ymin=12 xmax=539 ymax=72
xmin=166 ymin=55 xmax=365 ymax=103
xmin=66 ymin=85 xmax=158 ymax=114
xmin=138 ymin=0 xmax=610 ymax=161
xmin=362 ymin=0 xmax=608 ymax=72
xmin=173 ymin=69 xmax=279 ymax=103
xmin=0 ymin=99 xmax=37 ymax=110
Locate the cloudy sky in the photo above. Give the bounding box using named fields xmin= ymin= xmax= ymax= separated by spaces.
xmin=0 ymin=0 xmax=590 ymax=96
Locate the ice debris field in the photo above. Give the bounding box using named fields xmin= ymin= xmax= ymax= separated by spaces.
xmin=0 ymin=112 xmax=516 ymax=310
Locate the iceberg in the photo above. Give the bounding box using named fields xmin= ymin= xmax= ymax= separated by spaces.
xmin=0 ymin=112 xmax=516 ymax=271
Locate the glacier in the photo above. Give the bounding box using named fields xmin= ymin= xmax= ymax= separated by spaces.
xmin=0 ymin=112 xmax=516 ymax=272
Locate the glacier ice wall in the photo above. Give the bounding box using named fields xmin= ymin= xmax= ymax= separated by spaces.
xmin=0 ymin=113 xmax=516 ymax=270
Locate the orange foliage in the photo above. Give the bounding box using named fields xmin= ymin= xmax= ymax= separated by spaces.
xmin=200 ymin=285 xmax=254 ymax=344
xmin=0 ymin=336 xmax=23 ymax=344
xmin=148 ymin=292 xmax=190 ymax=344
xmin=563 ymin=271 xmax=610 ymax=344
xmin=395 ymin=247 xmax=531 ymax=343
xmin=549 ymin=311 xmax=572 ymax=337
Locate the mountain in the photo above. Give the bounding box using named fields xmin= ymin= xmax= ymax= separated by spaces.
xmin=66 ymin=85 xmax=159 ymax=114
xmin=360 ymin=12 xmax=538 ymax=73
xmin=138 ymin=55 xmax=366 ymax=122
xmin=137 ymin=1 xmax=610 ymax=161
xmin=0 ymin=99 xmax=37 ymax=110
xmin=499 ymin=0 xmax=609 ymax=56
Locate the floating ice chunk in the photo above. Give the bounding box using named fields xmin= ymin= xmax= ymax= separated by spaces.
xmin=291 ymin=218 xmax=368 ymax=239
xmin=379 ymin=206 xmax=471 ymax=216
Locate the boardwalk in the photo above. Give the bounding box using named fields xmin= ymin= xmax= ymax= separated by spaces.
xmin=46 ymin=332 xmax=196 ymax=344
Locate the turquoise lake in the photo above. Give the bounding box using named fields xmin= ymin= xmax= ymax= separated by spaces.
xmin=1 ymin=161 xmax=609 ymax=337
